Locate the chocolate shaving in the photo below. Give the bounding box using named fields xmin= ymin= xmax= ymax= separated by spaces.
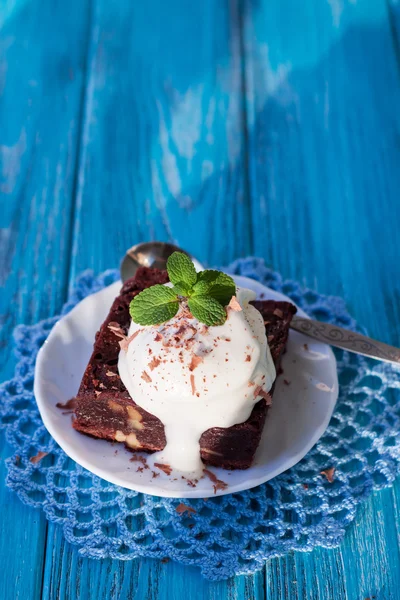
xmin=203 ymin=469 xmax=228 ymax=494
xmin=56 ymin=398 xmax=77 ymax=410
xmin=152 ymin=471 xmax=160 ymax=479
xmin=130 ymin=455 xmax=149 ymax=469
xmin=303 ymin=483 xmax=309 ymax=490
xmin=190 ymin=374 xmax=196 ymax=395
xmin=141 ymin=370 xmax=152 ymax=383
xmin=283 ymin=379 xmax=290 ymax=386
xmin=154 ymin=332 xmax=164 ymax=343
xmin=254 ymin=386 xmax=272 ymax=405
xmin=228 ymin=296 xmax=242 ymax=312
xmin=176 ymin=503 xmax=196 ymax=515
xmin=189 ymin=355 xmax=203 ymax=371
xmin=119 ymin=330 xmax=140 ymax=352
xmin=245 ymin=354 xmax=251 ymax=362
xmin=320 ymin=467 xmax=335 ymax=483
xmin=30 ymin=451 xmax=48 ymax=464
xmin=154 ymin=463 xmax=172 ymax=476
xmin=303 ymin=343 xmax=309 ymax=351
xmin=148 ymin=356 xmax=161 ymax=371
xmin=107 ymin=322 xmax=126 ymax=339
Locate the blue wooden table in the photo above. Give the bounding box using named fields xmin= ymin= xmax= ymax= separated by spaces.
xmin=1 ymin=0 xmax=400 ymax=598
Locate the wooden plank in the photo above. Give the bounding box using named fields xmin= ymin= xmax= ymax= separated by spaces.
xmin=67 ymin=0 xmax=252 ymax=283
xmin=242 ymin=0 xmax=400 ymax=597
xmin=340 ymin=487 xmax=400 ymax=600
xmin=387 ymin=0 xmax=400 ymax=49
xmin=42 ymin=534 xmax=265 ymax=600
xmin=41 ymin=0 xmax=264 ymax=599
xmin=0 ymin=1 xmax=91 ymax=599
xmin=265 ymin=549 xmax=346 ymax=600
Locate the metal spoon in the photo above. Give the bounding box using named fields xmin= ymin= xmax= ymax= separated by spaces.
xmin=290 ymin=317 xmax=400 ymax=364
xmin=120 ymin=241 xmax=204 ymax=281
xmin=120 ymin=243 xmax=400 ymax=365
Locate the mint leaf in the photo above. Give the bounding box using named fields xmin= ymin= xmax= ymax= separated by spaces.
xmin=190 ymin=280 xmax=210 ymax=295
xmin=167 ymin=252 xmax=197 ymax=286
xmin=129 ymin=285 xmax=179 ymax=325
xmin=188 ymin=296 xmax=227 ymax=326
xmin=193 ymin=270 xmax=236 ymax=306
xmin=173 ymin=282 xmax=192 ymax=297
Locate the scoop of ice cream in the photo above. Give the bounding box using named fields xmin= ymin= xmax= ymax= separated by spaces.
xmin=118 ymin=286 xmax=275 ymax=476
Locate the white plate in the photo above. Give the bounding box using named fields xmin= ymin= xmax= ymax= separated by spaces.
xmin=34 ymin=276 xmax=338 ymax=498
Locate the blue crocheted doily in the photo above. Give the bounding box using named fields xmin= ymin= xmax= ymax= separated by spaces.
xmin=1 ymin=258 xmax=400 ymax=580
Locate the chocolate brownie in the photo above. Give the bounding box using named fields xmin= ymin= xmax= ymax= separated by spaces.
xmin=73 ymin=267 xmax=296 ymax=470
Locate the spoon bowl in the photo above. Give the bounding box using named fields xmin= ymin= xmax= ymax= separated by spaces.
xmin=120 ymin=241 xmax=203 ymax=282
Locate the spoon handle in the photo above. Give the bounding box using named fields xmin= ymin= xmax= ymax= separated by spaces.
xmin=290 ymin=316 xmax=400 ymax=365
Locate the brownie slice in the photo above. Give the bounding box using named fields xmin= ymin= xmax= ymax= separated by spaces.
xmin=200 ymin=299 xmax=296 ymax=469
xmin=73 ymin=267 xmax=296 ymax=470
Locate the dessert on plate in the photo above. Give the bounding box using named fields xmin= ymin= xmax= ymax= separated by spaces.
xmin=73 ymin=253 xmax=296 ymax=477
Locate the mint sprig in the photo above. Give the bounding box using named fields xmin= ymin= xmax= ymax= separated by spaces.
xmin=129 ymin=252 xmax=236 ymax=326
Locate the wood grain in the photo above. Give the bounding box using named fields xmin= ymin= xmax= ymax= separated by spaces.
xmin=42 ymin=534 xmax=266 ymax=600
xmin=68 ymin=0 xmax=251 ymax=283
xmin=0 ymin=1 xmax=91 ymax=598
